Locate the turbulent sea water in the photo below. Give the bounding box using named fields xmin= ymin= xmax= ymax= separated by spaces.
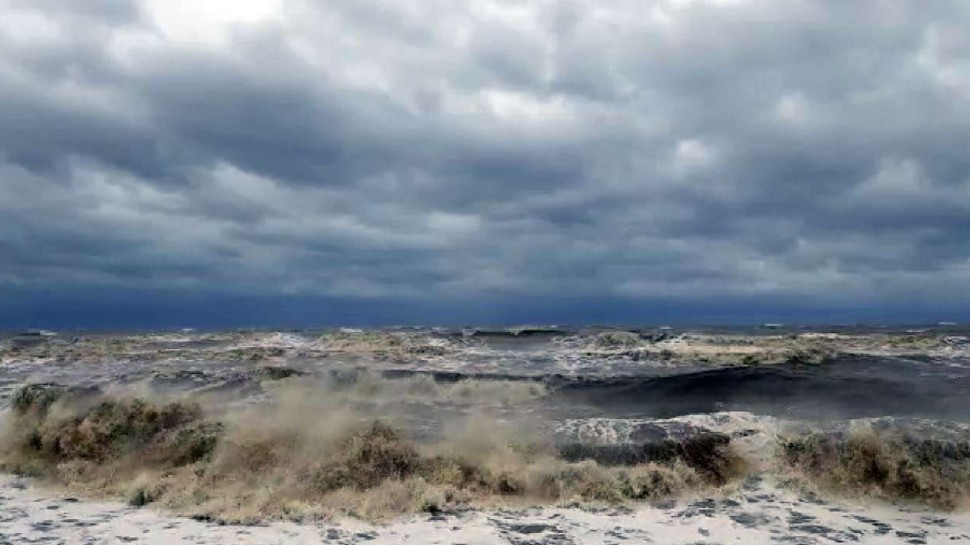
xmin=2 ymin=325 xmax=970 ymax=543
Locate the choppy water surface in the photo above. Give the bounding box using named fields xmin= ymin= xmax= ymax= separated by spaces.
xmin=4 ymin=326 xmax=970 ymax=423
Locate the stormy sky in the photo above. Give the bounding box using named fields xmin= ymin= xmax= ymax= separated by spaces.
xmin=2 ymin=0 xmax=970 ymax=328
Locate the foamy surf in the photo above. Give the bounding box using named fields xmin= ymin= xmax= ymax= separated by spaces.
xmin=2 ymin=473 xmax=968 ymax=544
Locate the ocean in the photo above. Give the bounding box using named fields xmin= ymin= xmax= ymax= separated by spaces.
xmin=1 ymin=326 xmax=969 ymax=543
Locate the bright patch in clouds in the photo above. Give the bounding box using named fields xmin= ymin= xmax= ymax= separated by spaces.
xmin=145 ymin=0 xmax=282 ymax=44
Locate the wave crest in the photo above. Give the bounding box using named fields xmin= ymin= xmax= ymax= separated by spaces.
xmin=1 ymin=384 xmax=736 ymax=522
xmin=780 ymin=425 xmax=970 ymax=509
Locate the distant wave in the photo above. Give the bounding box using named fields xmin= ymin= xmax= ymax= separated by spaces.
xmin=379 ymin=359 xmax=970 ymax=421
xmin=554 ymin=361 xmax=970 ymax=421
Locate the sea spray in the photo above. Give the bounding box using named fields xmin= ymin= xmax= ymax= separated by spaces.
xmin=779 ymin=424 xmax=970 ymax=509
xmin=0 ymin=381 xmax=736 ymax=522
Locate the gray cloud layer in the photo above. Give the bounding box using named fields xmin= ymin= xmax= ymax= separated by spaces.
xmin=2 ymin=0 xmax=970 ymax=313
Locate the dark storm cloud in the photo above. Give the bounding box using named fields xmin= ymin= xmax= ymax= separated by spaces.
xmin=2 ymin=0 xmax=970 ymax=324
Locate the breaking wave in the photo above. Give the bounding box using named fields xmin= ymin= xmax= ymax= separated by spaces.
xmin=4 ymin=327 xmax=970 ymax=523
xmin=0 ymin=382 xmax=740 ymax=522
xmin=3 ymin=379 xmax=970 ymax=523
xmin=780 ymin=423 xmax=970 ymax=509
